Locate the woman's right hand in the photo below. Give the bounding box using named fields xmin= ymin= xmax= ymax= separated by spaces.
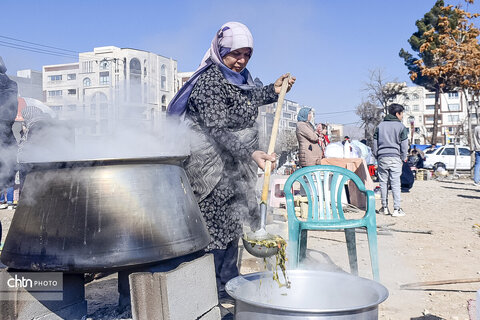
xmin=252 ymin=150 xmax=276 ymax=171
xmin=274 ymin=74 xmax=296 ymax=94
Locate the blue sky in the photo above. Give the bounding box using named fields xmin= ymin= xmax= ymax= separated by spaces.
xmin=1 ymin=0 xmax=479 ymax=125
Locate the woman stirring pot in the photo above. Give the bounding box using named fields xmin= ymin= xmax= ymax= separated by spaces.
xmin=167 ymin=22 xmax=295 ymax=302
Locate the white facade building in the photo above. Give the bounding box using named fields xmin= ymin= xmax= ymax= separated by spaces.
xmin=43 ymin=46 xmax=178 ymax=135
xmin=9 ymin=69 xmax=43 ymax=101
xmin=392 ymin=84 xmax=479 ymax=145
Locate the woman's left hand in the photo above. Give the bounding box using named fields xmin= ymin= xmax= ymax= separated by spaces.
xmin=252 ymin=151 xmax=276 ymax=171
xmin=274 ymin=74 xmax=296 ymax=94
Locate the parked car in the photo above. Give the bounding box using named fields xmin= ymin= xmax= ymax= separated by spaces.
xmin=423 ymin=145 xmax=472 ymax=170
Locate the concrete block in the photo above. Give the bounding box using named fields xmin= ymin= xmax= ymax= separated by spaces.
xmin=129 ymin=272 xmax=163 ymax=320
xmin=130 ymin=253 xmax=218 ymax=320
xmin=0 ymin=272 xmax=86 ymax=320
xmin=160 ymin=254 xmax=218 ymax=320
xmin=199 ymin=306 xmax=221 ymax=320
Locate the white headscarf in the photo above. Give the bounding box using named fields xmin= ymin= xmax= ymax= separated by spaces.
xmin=167 ymin=22 xmax=258 ymax=116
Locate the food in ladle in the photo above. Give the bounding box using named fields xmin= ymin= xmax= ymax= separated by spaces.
xmin=244 ymin=235 xmax=290 ymax=288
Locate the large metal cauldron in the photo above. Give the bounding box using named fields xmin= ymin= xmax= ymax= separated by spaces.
xmin=226 ymin=270 xmax=388 ymax=319
xmin=0 ymin=156 xmax=211 ymax=272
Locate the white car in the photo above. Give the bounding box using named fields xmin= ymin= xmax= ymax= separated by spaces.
xmin=424 ymin=145 xmax=472 ymax=170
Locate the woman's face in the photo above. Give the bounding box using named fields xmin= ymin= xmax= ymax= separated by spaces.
xmin=222 ymin=47 xmax=252 ymax=72
xmin=307 ymin=111 xmax=313 ymax=122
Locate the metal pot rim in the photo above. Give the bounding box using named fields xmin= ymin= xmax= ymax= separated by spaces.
xmin=225 ymin=270 xmax=389 ymax=313
xmin=19 ymin=155 xmax=189 ymax=166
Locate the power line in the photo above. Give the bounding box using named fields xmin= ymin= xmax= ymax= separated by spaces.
xmin=0 ymin=40 xmax=77 ymax=58
xmin=0 ymin=35 xmax=79 ymax=53
xmin=315 ymin=109 xmax=356 ymax=115
xmin=0 ymin=43 xmax=76 ymax=59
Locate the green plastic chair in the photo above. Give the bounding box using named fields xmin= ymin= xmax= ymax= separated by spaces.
xmin=284 ymin=165 xmax=379 ymax=281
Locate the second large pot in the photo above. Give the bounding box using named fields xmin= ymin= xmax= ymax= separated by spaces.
xmin=226 ymin=270 xmax=388 ymax=320
xmin=0 ymin=156 xmax=211 ymax=272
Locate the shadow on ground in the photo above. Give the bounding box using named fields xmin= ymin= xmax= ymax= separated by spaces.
xmin=411 ymin=315 xmax=445 ymax=320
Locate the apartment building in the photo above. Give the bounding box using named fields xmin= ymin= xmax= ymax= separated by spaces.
xmin=391 ymin=84 xmax=480 ymax=145
xmin=43 ymin=46 xmax=178 ymax=135
xmin=9 ymin=69 xmax=43 ymax=101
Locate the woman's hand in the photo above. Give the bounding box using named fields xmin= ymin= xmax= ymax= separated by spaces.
xmin=274 ymin=74 xmax=296 ymax=94
xmin=252 ymin=151 xmax=276 ymax=171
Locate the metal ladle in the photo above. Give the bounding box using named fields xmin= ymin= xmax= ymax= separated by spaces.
xmin=242 ymin=74 xmax=291 ymax=258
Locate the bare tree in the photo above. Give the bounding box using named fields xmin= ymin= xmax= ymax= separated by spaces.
xmin=358 ymin=69 xmax=407 ymax=148
xmin=356 ymin=100 xmax=383 ymax=148
xmin=276 ymin=129 xmax=298 ymax=154
xmin=364 ymin=69 xmax=407 ymax=114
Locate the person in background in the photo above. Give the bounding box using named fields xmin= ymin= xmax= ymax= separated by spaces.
xmin=0 ymin=187 xmax=14 ymax=210
xmin=373 ymin=103 xmax=409 ymax=217
xmin=296 ymin=107 xmax=322 ymax=167
xmin=407 ymin=149 xmax=424 ymax=169
xmin=316 ymin=123 xmax=330 ymax=157
xmin=167 ymin=21 xmax=295 ymax=303
xmin=0 ymin=56 xmax=19 ymax=240
xmin=473 ymin=124 xmax=480 ymax=186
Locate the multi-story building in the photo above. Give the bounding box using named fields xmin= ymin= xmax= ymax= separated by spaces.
xmin=43 ymin=46 xmax=178 ymax=136
xmin=391 ymin=84 xmax=480 ymax=145
xmin=257 ymin=99 xmax=302 ymax=150
xmin=9 ymin=69 xmax=43 ymax=101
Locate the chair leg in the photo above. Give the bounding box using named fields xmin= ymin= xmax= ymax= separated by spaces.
xmin=288 ymin=223 xmax=301 ymax=269
xmin=299 ymin=229 xmax=308 ymax=264
xmin=366 ymin=226 xmax=380 ymax=281
xmin=288 ymin=240 xmax=299 ymax=269
xmin=344 ymin=228 xmax=358 ymax=276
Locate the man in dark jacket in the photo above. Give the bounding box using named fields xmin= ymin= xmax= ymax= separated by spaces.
xmin=0 ymin=57 xmax=18 ymax=239
xmin=373 ymin=103 xmax=409 ymax=217
xmin=0 ymin=57 xmax=18 ymax=187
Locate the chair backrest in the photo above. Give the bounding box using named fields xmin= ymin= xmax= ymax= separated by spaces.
xmin=284 ymin=165 xmax=368 ymax=221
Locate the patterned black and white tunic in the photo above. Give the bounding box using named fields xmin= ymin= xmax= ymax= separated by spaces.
xmin=185 ymin=64 xmax=278 ymax=250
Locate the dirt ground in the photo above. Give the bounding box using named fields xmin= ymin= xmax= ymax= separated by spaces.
xmin=1 ymin=175 xmax=480 ymax=319
xmin=240 ymin=175 xmax=480 ymax=320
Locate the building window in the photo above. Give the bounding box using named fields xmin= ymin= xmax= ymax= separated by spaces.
xmin=68 ymin=89 xmax=76 ymax=95
xmin=426 ymin=93 xmax=436 ymax=99
xmin=418 ymin=116 xmax=422 ymax=122
xmin=425 ymin=116 xmax=434 ymax=122
xmin=447 ymin=92 xmax=459 ymax=99
xmin=448 ymin=103 xmax=460 ymax=111
xmin=283 ymin=112 xmax=291 ymax=119
xmin=99 ymin=60 xmax=110 ymax=70
xmin=289 ymin=122 xmax=296 ymax=128
xmin=99 ymin=72 xmax=110 ymax=85
xmin=161 ymin=95 xmax=167 ymax=111
xmin=413 ymin=105 xmax=419 ymax=111
xmin=161 ymin=65 xmax=166 ymax=90
xmin=411 ymin=93 xmax=419 ymax=100
xmin=448 ymin=115 xmax=460 ymax=122
xmin=48 ymin=75 xmax=62 ymax=81
xmin=405 ymin=106 xmax=410 ymax=111
xmin=67 ymin=73 xmax=76 ymax=80
xmin=50 ymin=105 xmax=62 ymax=113
xmin=48 ymin=90 xmax=62 ymax=97
xmin=82 ymin=61 xmax=93 ymax=73
xmin=426 ymin=104 xmax=435 ymax=110
xmin=130 ymin=58 xmax=142 ymax=102
xmin=100 ymin=104 xmax=108 ymax=118
xmin=83 ymin=78 xmax=91 ymax=87
xmin=288 ymin=105 xmax=297 ymax=112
